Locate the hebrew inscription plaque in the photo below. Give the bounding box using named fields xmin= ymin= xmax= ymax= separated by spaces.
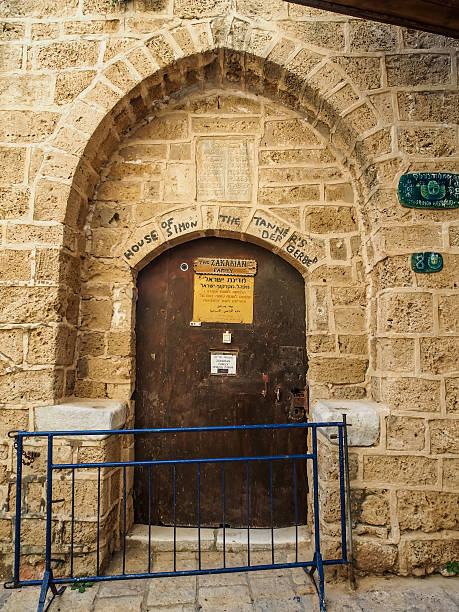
xmin=398 ymin=173 xmax=459 ymax=209
xmin=196 ymin=139 xmax=253 ymax=202
xmin=193 ymin=274 xmax=254 ymax=324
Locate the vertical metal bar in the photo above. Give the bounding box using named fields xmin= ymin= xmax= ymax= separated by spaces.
xmin=173 ymin=464 xmax=177 ymax=573
xmin=246 ymin=461 xmax=250 ymax=567
xmin=338 ymin=424 xmax=347 ymax=562
xmin=148 ymin=466 xmax=152 ymax=574
xmin=37 ymin=569 xmax=51 ymax=612
xmin=45 ymin=435 xmax=54 ymax=573
xmin=122 ymin=466 xmax=126 ymax=575
xmin=269 ymin=461 xmax=274 ymax=565
xmin=197 ymin=462 xmax=201 ymax=570
xmin=312 ymin=426 xmax=326 ymax=612
xmin=342 ymin=414 xmax=356 ymax=590
xmin=70 ymin=468 xmax=75 ymax=578
xmin=96 ymin=467 xmax=101 ymax=576
xmin=311 ymin=427 xmax=321 ymax=557
xmin=13 ymin=434 xmax=23 ymax=584
xmin=222 ymin=463 xmax=226 ymax=569
xmin=293 ymin=459 xmax=298 ymax=564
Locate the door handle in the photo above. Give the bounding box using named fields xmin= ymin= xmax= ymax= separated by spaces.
xmin=275 ymin=387 xmax=281 ymax=402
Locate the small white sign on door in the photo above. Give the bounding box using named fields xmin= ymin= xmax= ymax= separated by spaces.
xmin=211 ymin=352 xmax=237 ymax=375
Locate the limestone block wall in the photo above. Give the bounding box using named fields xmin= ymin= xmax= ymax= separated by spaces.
xmin=0 ymin=0 xmax=457 ymax=579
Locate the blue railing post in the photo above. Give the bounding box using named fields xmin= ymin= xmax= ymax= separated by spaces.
xmin=37 ymin=434 xmax=67 ymax=612
xmin=338 ymin=424 xmax=348 ymax=563
xmin=311 ymin=425 xmax=326 ymax=612
xmin=37 ymin=436 xmax=55 ymax=612
xmin=173 ymin=464 xmax=177 ymax=572
xmin=96 ymin=467 xmax=101 ymax=576
xmin=221 ymin=463 xmax=226 ymax=568
xmin=45 ymin=435 xmax=53 ymax=575
xmin=13 ymin=433 xmax=23 ymax=585
xmin=197 ymin=462 xmax=201 ymax=570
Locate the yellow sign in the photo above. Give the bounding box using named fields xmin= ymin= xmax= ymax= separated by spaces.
xmin=194 ymin=257 xmax=257 ymax=276
xmin=193 ymin=274 xmax=254 ymax=323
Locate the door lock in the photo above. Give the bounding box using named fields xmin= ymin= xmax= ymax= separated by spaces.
xmin=288 ymin=405 xmax=305 ymax=421
xmin=288 ymin=390 xmax=306 ymax=421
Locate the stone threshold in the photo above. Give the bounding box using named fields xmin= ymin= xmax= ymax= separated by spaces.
xmin=127 ymin=523 xmax=311 ymax=552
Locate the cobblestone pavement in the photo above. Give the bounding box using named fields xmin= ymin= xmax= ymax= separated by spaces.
xmin=1 ymin=550 xmax=458 ymax=612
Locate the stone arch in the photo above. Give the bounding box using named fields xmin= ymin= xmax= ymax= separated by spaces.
xmin=38 ymin=17 xmax=397 ymax=237
xmin=74 ymin=86 xmax=369 ymax=413
xmin=112 ymin=88 xmax=339 ymax=276
xmin=32 ymin=17 xmax=397 ymax=407
xmin=122 ymin=226 xmax=323 ymax=276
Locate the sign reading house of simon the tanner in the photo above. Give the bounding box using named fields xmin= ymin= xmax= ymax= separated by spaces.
xmin=193 ymin=258 xmax=257 ymax=324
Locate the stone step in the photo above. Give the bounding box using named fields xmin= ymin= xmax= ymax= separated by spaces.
xmin=126 ymin=524 xmax=311 ymax=553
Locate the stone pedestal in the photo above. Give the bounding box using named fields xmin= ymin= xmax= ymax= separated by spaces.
xmin=311 ymin=400 xmax=381 ymax=447
xmin=18 ymin=400 xmax=127 ymax=580
xmin=309 ymin=400 xmax=398 ymax=577
xmin=35 ymin=399 xmax=127 ymax=439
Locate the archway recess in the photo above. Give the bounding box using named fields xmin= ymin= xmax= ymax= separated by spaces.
xmin=33 ymin=23 xmax=397 ymax=408
xmin=74 ymin=84 xmax=369 ymax=410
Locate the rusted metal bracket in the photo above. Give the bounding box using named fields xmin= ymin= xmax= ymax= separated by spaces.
xmin=261 ymin=373 xmax=268 ymax=398
xmin=9 ymin=430 xmax=41 ymax=465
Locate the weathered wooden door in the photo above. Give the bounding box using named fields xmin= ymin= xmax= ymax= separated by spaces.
xmin=134 ymin=238 xmax=307 ymax=528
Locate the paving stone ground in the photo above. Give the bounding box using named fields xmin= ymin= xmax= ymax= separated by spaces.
xmin=1 ymin=550 xmax=458 ymax=612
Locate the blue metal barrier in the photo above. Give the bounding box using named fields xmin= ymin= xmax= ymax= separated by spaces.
xmin=4 ymin=421 xmax=352 ymax=612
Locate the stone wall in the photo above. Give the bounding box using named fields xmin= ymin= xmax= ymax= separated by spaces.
xmin=0 ymin=0 xmax=458 ymax=579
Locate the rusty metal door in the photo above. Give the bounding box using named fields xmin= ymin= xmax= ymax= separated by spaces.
xmin=134 ymin=238 xmax=307 ymax=527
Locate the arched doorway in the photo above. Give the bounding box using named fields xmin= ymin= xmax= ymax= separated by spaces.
xmin=134 ymin=237 xmax=308 ymax=528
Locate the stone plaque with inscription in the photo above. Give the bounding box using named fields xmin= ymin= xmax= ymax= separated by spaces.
xmin=196 ymin=139 xmax=253 ymax=202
